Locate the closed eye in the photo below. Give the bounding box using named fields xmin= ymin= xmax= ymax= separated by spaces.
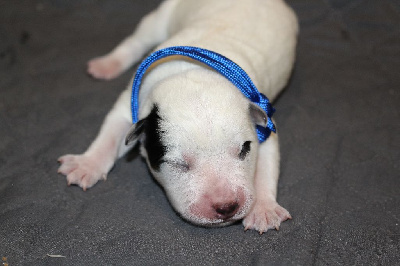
xmin=239 ymin=141 xmax=251 ymax=160
xmin=165 ymin=160 xmax=191 ymax=173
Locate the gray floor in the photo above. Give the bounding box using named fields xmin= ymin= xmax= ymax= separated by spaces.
xmin=1 ymin=0 xmax=399 ymax=265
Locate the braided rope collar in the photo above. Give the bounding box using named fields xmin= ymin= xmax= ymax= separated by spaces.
xmin=131 ymin=46 xmax=276 ymax=143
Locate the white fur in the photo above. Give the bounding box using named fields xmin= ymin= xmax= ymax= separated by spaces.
xmin=58 ymin=0 xmax=298 ymax=233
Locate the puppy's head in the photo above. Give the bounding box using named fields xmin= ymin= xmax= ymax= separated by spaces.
xmin=126 ymin=69 xmax=269 ymax=226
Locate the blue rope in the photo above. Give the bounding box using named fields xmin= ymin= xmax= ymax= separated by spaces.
xmin=131 ymin=46 xmax=276 ymax=143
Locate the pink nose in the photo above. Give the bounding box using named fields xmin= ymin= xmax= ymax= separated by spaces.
xmin=213 ymin=201 xmax=239 ymax=220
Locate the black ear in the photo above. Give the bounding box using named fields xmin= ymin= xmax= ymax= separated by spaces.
xmin=249 ymin=102 xmax=267 ymax=127
xmin=126 ymin=104 xmax=166 ymax=171
xmin=125 ymin=119 xmax=146 ymax=145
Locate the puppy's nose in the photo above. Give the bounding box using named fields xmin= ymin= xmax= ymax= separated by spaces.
xmin=214 ymin=202 xmax=239 ymax=220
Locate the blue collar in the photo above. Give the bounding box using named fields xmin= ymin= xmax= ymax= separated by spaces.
xmin=131 ymin=46 xmax=276 ymax=143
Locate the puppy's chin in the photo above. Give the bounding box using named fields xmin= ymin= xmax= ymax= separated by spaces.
xmin=179 ymin=206 xmax=250 ymax=228
xmin=181 ymin=215 xmax=240 ymax=228
xmin=200 ymin=219 xmax=240 ymax=228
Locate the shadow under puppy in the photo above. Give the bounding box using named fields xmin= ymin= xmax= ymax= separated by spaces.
xmin=58 ymin=0 xmax=298 ymax=233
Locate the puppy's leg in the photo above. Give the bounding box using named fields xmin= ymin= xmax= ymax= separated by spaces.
xmin=88 ymin=0 xmax=178 ymax=80
xmin=58 ymin=89 xmax=133 ymax=190
xmin=242 ymin=133 xmax=292 ymax=234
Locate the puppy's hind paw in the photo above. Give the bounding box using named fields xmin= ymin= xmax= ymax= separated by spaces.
xmin=242 ymin=201 xmax=291 ymax=234
xmin=57 ymin=154 xmax=108 ymax=191
xmin=87 ymin=55 xmax=124 ymax=80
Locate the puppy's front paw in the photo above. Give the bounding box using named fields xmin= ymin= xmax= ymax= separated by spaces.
xmin=57 ymin=154 xmax=108 ymax=191
xmin=243 ymin=201 xmax=291 ymax=234
xmin=87 ymin=55 xmax=123 ymax=80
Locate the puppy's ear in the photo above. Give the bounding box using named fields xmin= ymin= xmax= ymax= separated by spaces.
xmin=249 ymin=102 xmax=267 ymax=127
xmin=125 ymin=119 xmax=146 ymax=145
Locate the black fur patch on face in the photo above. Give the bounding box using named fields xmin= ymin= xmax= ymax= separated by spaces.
xmin=141 ymin=105 xmax=167 ymax=172
xmin=239 ymin=141 xmax=251 ymax=160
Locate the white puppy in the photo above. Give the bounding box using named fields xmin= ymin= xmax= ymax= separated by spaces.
xmin=58 ymin=0 xmax=298 ymax=233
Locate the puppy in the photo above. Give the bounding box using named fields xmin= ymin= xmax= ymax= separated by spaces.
xmin=58 ymin=0 xmax=298 ymax=233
